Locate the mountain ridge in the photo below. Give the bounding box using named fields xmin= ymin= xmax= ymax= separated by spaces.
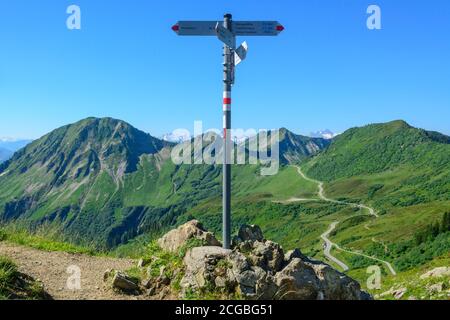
xmin=0 ymin=117 xmax=448 ymax=254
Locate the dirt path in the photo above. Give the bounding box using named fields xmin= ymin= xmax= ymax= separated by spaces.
xmin=0 ymin=242 xmax=137 ymax=300
xmin=291 ymin=166 xmax=396 ymax=275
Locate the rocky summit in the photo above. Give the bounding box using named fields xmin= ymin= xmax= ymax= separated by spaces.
xmin=133 ymin=221 xmax=372 ymax=300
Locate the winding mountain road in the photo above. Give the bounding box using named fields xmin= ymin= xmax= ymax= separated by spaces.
xmin=292 ymin=166 xmax=396 ymax=275
xmin=321 ymin=222 xmax=349 ymax=271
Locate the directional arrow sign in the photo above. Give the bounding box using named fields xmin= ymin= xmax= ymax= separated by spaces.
xmin=232 ymin=21 xmax=284 ymax=36
xmin=215 ymin=22 xmax=236 ymax=49
xmin=234 ymin=42 xmax=248 ymax=66
xmin=172 ymin=21 xmax=217 ymax=36
xmin=172 ymin=21 xmax=284 ymax=36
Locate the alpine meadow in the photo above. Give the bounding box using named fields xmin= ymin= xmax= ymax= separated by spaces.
xmin=0 ymin=117 xmax=449 ymax=300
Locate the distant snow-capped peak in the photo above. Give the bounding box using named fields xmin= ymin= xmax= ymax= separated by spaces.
xmin=0 ymin=137 xmax=18 ymax=142
xmin=310 ymin=129 xmax=338 ymax=140
xmin=161 ymin=129 xmax=192 ymax=143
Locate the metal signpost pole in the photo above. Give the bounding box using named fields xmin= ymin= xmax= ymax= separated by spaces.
xmin=222 ymin=14 xmax=232 ymax=249
xmin=172 ymin=14 xmax=283 ymax=250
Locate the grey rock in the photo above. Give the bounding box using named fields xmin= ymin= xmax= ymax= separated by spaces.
xmin=393 ymin=288 xmax=407 ymax=300
xmin=159 ymin=266 xmax=166 ymax=277
xmin=236 ymin=270 xmax=258 ymax=288
xmin=237 ymin=285 xmax=257 ymax=298
xmin=159 ymin=274 xmax=171 ymax=286
xmin=137 ymin=258 xmax=151 ymax=268
xmin=141 ymin=278 xmax=153 ymax=289
xmin=228 ymin=251 xmax=251 ymax=273
xmin=180 ymin=246 xmax=231 ymax=291
xmin=238 ymin=224 xmax=264 ymax=242
xmin=284 ymin=248 xmax=305 ymax=263
xmin=112 ymin=272 xmax=139 ymax=292
xmin=157 ymin=220 xmax=221 ymax=252
xmin=420 ymin=267 xmax=450 ymax=279
xmin=250 ymin=240 xmax=284 ymax=272
xmin=237 ymin=240 xmax=253 ymax=253
xmin=274 ymin=258 xmax=320 ymax=300
xmin=274 ymin=258 xmax=370 ymax=300
xmin=215 ymin=276 xmax=227 ymax=288
xmin=147 ymin=286 xmax=156 ymax=296
xmin=103 ymin=269 xmax=114 ymax=281
xmin=159 ymin=287 xmax=171 ymax=299
xmin=427 ymin=282 xmax=443 ymax=293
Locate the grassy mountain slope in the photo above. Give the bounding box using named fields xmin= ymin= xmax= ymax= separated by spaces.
xmin=305 ymin=119 xmax=449 ymax=220
xmin=0 ymin=118 xmax=448 ymax=299
xmin=0 ymin=118 xmax=328 ymax=249
xmin=297 ymin=121 xmax=450 ymax=289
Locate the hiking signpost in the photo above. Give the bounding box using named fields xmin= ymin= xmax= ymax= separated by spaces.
xmin=172 ymin=14 xmax=284 ymax=249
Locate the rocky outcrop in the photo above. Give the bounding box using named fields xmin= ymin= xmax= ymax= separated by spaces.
xmin=274 ymin=258 xmax=370 ymax=300
xmin=420 ymin=267 xmax=450 ymax=280
xmin=176 ymin=220 xmax=371 ymax=300
xmin=111 ymin=220 xmax=371 ymax=300
xmin=157 ymin=220 xmax=221 ymax=252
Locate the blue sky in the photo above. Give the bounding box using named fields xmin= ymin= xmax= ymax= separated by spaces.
xmin=0 ymin=0 xmax=449 ymax=139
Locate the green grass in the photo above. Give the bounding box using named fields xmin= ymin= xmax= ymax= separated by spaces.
xmin=0 ymin=225 xmax=100 ymax=256
xmin=232 ymin=165 xmax=319 ymax=200
xmin=346 ymin=255 xmax=450 ymax=300
xmin=123 ymin=240 xmax=190 ymax=295
xmin=0 ymin=255 xmax=18 ymax=299
xmin=0 ymin=255 xmax=47 ymax=300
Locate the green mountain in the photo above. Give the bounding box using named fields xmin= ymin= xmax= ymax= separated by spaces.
xmin=277 ymin=128 xmax=331 ymax=164
xmin=0 ymin=118 xmax=329 ymax=249
xmin=299 ymin=120 xmax=450 ymax=280
xmin=0 ymin=117 xmax=179 ymax=247
xmin=305 ymin=120 xmax=450 ymax=209
xmin=1 ymin=117 xmax=448 ymax=288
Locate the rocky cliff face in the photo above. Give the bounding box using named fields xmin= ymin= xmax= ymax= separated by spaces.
xmin=134 ymin=221 xmax=372 ymax=300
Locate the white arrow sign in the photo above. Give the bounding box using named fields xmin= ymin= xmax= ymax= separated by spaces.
xmin=172 ymin=21 xmax=284 ymax=36
xmin=234 ymin=42 xmax=248 ymax=66
xmin=232 ymin=21 xmax=284 ymax=36
xmin=215 ymin=22 xmax=236 ymax=49
xmin=172 ymin=21 xmax=217 ymax=36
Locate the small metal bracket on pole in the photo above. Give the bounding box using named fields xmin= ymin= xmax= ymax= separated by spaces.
xmin=172 ymin=14 xmax=284 ymax=249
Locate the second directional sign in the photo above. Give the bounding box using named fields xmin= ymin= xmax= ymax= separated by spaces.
xmin=172 ymin=21 xmax=284 ymax=36
xmin=233 ymin=21 xmax=284 ymax=36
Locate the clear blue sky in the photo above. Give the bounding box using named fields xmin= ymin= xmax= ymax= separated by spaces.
xmin=0 ymin=0 xmax=449 ymax=139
